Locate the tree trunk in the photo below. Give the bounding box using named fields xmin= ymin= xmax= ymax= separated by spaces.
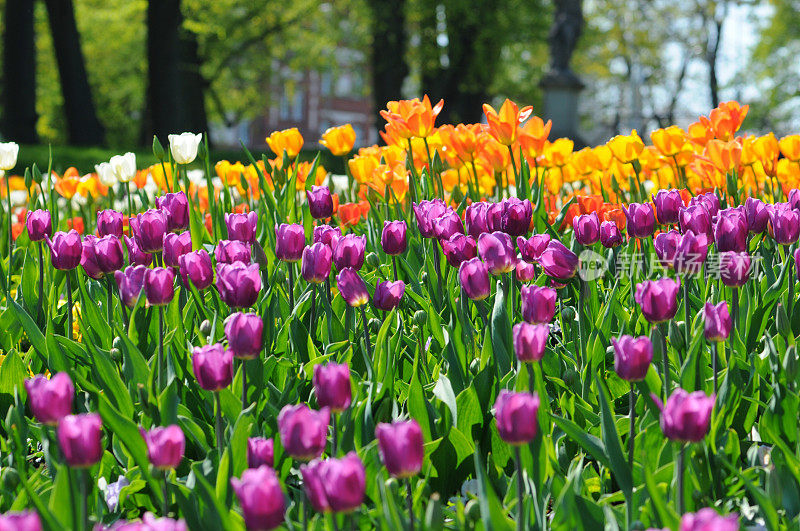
xmin=178 ymin=29 xmax=209 ymax=138
xmin=2 ymin=0 xmax=38 ymax=143
xmin=43 ymin=0 xmax=105 ymax=146
xmin=368 ymin=0 xmax=409 ymax=136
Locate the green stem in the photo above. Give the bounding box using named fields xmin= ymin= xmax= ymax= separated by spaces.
xmin=515 ymin=446 xmax=524 ymax=531
xmin=431 ymin=241 xmax=444 ymax=305
xmin=37 ymin=241 xmax=45 ymax=325
xmin=287 ymin=262 xmax=295 ymax=311
xmin=215 ymin=391 xmax=224 ymax=450
xmin=406 ymin=138 xmax=419 ymax=204
xmin=331 ymin=412 xmax=338 ymax=457
xmin=676 ymin=443 xmax=685 ymax=514
xmin=163 ymin=471 xmax=170 ymax=517
xmin=392 ymin=255 xmax=399 ymax=282
xmin=80 ymin=468 xmax=88 ymax=531
xmin=106 ymin=275 xmax=114 ymax=333
xmin=66 ymin=270 xmax=73 ymax=342
xmin=628 ymin=383 xmax=636 ymax=467
xmin=406 ymin=478 xmax=414 ymax=531
xmin=713 ymin=341 xmax=721 ymax=395
xmin=660 ymin=323 xmax=671 ymax=398
xmin=731 ymin=287 xmax=739 ymax=334
xmin=242 ymin=358 xmax=248 ymax=410
xmin=6 ymin=169 xmax=12 ymax=292
xmin=158 ymin=306 xmax=165 ymax=390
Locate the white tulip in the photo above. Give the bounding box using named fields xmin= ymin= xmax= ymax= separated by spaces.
xmin=95 ymin=162 xmax=116 ymax=187
xmin=168 ymin=132 xmax=202 ymax=164
xmin=186 ymin=168 xmax=206 ymax=184
xmin=110 ymin=152 xmax=137 ymax=182
xmin=0 ymin=142 xmax=19 ymax=171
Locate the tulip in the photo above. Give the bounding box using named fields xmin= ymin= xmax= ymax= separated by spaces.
xmin=486 ymin=203 xmax=503 ymax=232
xmin=0 ymin=141 xmax=19 ymax=170
xmin=124 ymin=236 xmax=153 ymax=267
xmin=769 ymin=204 xmax=800 ymax=244
xmin=433 ymin=208 xmax=464 ymax=241
xmin=58 ymin=413 xmax=103 ymax=468
xmin=654 ymin=230 xmax=681 ymax=268
xmin=673 ymin=231 xmax=708 ymax=275
xmin=247 ymin=437 xmax=274 ymax=469
xmin=95 ymin=161 xmax=115 ymax=187
xmin=132 ymin=209 xmax=167 ymax=253
xmin=516 ymin=260 xmax=537 ymax=282
xmin=114 ymin=266 xmax=148 ymax=307
xmin=744 ymin=197 xmax=769 ymax=234
xmin=307 ymin=185 xmax=334 ymax=219
xmin=513 ymin=322 xmax=549 ymax=363
xmin=622 ymin=202 xmax=656 ymax=238
xmin=109 ymin=152 xmax=137 ymax=183
xmin=266 ymin=127 xmax=304 ymax=158
xmin=46 ymin=230 xmax=82 ymax=270
xmin=313 ymin=362 xmax=351 ymax=412
xmin=277 ymin=404 xmax=330 ymax=461
xmin=573 ymin=212 xmax=600 ymax=245
xmin=599 ymin=220 xmax=623 ymax=248
xmin=635 ymin=277 xmax=680 ymax=323
xmin=679 ymin=204 xmax=712 ymax=238
xmin=226 ymin=212 xmax=258 ymax=244
xmin=482 ymin=99 xmax=532 ymax=145
xmin=216 ymin=262 xmax=261 ymax=308
xmin=719 ymin=251 xmax=751 ymax=288
xmin=94 ymin=235 xmax=125 ymax=275
xmin=381 ymin=220 xmax=407 ymax=256
xmin=611 ymin=336 xmax=652 ymax=381
xmin=458 ymin=258 xmax=491 ymax=301
xmin=26 ymin=209 xmax=52 ymax=241
xmin=118 ymin=514 xmax=187 ymax=530
xmin=704 ymin=301 xmax=731 ymax=342
xmin=301 ymin=242 xmax=332 ymax=284
xmin=215 ymin=239 xmax=251 ymax=265
xmin=679 ymin=508 xmax=738 ymax=531
xmin=520 ymin=285 xmax=556 ymax=324
xmin=494 ymin=390 xmax=540 ymax=445
xmin=652 ymin=189 xmax=682 ymax=225
xmin=96 ymin=210 xmax=123 ymax=238
xmin=517 ymin=234 xmax=551 ymax=263
xmin=691 ymin=191 xmax=720 ymax=218
xmin=333 ymin=234 xmax=366 ymax=271
xmin=375 ymin=419 xmax=424 ymax=478
xmin=225 ymin=312 xmax=263 ymax=359
xmin=168 ymin=132 xmax=202 ymax=164
xmin=320 ymin=124 xmax=356 ymax=156
xmin=374 ymin=280 xmax=405 ymax=311
xmin=301 ymin=452 xmax=365 ymax=514
xmin=144 ymin=267 xmax=175 ymax=306
xmin=80 ymin=236 xmax=104 ymax=280
xmin=192 ymin=343 xmax=233 ymax=391
xmin=440 ymin=233 xmax=477 ymax=267
xmin=231 ymin=466 xmax=286 ymax=531
xmin=156 ymin=191 xmax=190 ymax=233
xmin=0 ymin=511 xmax=41 ymax=531
xmin=538 ymin=239 xmax=579 ymax=280
xmin=465 ymin=202 xmax=489 ymax=239
xmin=142 ymin=425 xmax=185 ymax=470
xmin=501 ymin=198 xmax=533 ymax=237
xmin=714 ymin=209 xmax=747 ymax=252
xmin=657 ymin=388 xmax=714 ymax=442
xmin=313 ymin=224 xmax=342 ymax=249
xmin=412 ymin=199 xmax=447 ymax=238
xmin=162 ymin=231 xmax=191 ymax=268
xmin=477 ymin=231 xmax=516 ymax=275
xmin=382 ymin=95 xmax=443 ymax=139
xmin=24 ymin=372 xmax=74 ymax=425
xmin=178 ymin=250 xmax=213 ymax=290
xmin=336 ymin=268 xmax=369 ymax=307
xmin=608 ymin=130 xmax=645 ymax=164
xmin=274 ymin=223 xmax=305 ymax=263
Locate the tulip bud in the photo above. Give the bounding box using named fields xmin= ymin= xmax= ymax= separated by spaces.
xmin=24 ymin=373 xmax=74 ymax=425
xmin=611 ymin=335 xmax=652 ymax=381
xmin=179 ymin=249 xmax=214 ymax=290
xmin=313 ymin=362 xmax=352 ymax=412
xmin=58 ymin=413 xmax=103 ymax=468
xmin=634 ymin=278 xmax=680 ymax=323
xmin=623 ymin=202 xmax=656 ymax=238
xmin=381 ymin=220 xmax=407 ymax=255
xmin=168 ymin=132 xmax=202 ymax=165
xmin=231 ymin=466 xmax=286 ymax=530
xmin=413 ymin=309 xmax=428 ymax=326
xmin=224 ymin=312 xmax=263 ymax=359
xmin=374 ymin=280 xmax=405 ymax=311
xmin=668 ymin=320 xmax=685 ymax=351
xmin=494 ymin=390 xmax=540 ymax=445
xmin=300 ymin=452 xmax=366 ymax=514
xmin=424 ymin=493 xmax=444 ymax=531
xmin=227 ymin=212 xmax=258 ymax=244
xmin=515 ymin=260 xmax=537 ymax=282
xmin=200 ymin=319 xmax=212 ymax=337
xmin=336 ymin=268 xmax=369 ymax=307
xmin=652 ymin=189 xmax=683 ymax=225
xmin=365 ymin=252 xmax=380 ymax=270
xmin=306 ymin=185 xmax=334 ymax=219
xmin=573 ymin=212 xmax=600 ymax=245
xmin=247 ymin=437 xmax=274 ymax=469
xmin=517 ymin=234 xmax=551 ymax=263
xmin=26 ymin=210 xmax=52 ymax=242
xmin=216 ymin=262 xmax=261 ymax=308
xmin=143 ymin=425 xmax=185 ymax=470
xmin=513 ymin=322 xmax=549 ymax=363
xmin=657 ymin=389 xmax=714 ymax=442
xmin=538 ymin=240 xmax=579 ymax=280
xmin=156 ymin=192 xmax=190 ymax=233
xmin=333 ymin=234 xmax=366 ymax=271
xmin=465 ymin=500 xmax=481 ymax=522
xmin=375 ymin=419 xmax=424 ymax=478
xmin=477 ymin=232 xmax=516 ymax=275
xmin=777 ymin=303 xmax=791 ymax=338
xmin=520 ymin=285 xmax=556 ymax=324
xmin=144 ymin=267 xmax=175 ymax=306
xmin=46 ymin=231 xmax=82 ymax=270
xmin=277 ymin=404 xmax=329 ymax=461
xmin=703 ymin=301 xmax=731 ymax=342
xmin=191 ymin=343 xmax=233 ymax=391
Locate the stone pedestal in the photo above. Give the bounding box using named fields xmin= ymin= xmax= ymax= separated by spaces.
xmin=539 ymin=70 xmax=586 ymax=148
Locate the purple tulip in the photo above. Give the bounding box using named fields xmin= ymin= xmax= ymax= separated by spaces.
xmin=46 ymin=230 xmax=82 ymax=270
xmin=144 ymin=267 xmax=175 ymax=306
xmin=58 ymin=413 xmax=103 ymax=468
xmin=215 ymin=239 xmax=251 ymax=265
xmin=538 ymin=239 xmax=579 ymax=280
xmin=679 ymin=204 xmax=712 ymax=238
xmin=375 ymin=419 xmax=424 ymax=478
xmin=226 ymin=212 xmax=258 ymax=244
xmin=313 ymin=362 xmax=351 ymax=413
xmin=680 ymin=508 xmax=738 ymax=531
xmin=652 ymin=189 xmax=682 ymax=225
xmin=277 ymin=404 xmax=330 ymax=461
xmin=494 ymin=390 xmax=540 ymax=445
xmin=789 ymin=188 xmax=800 ymax=211
xmin=517 ymin=234 xmax=551 ymax=263
xmin=572 ymin=212 xmax=600 ymax=245
xmin=381 ymin=220 xmax=407 ymax=255
xmin=247 ymin=437 xmax=274 ymax=469
xmin=26 ymin=209 xmax=52 ymax=241
xmin=192 ymin=343 xmax=233 ymax=391
xmin=599 ymin=221 xmax=623 ymax=248
xmin=513 ymin=322 xmax=549 ymax=363
xmin=142 ymin=425 xmax=184 ymax=470
xmin=433 ymin=208 xmax=464 ymax=241
xmin=336 ymin=268 xmax=369 ymax=307
xmin=301 ymin=242 xmax=332 ymax=284
xmin=477 ymin=231 xmax=516 ymax=275
xmin=623 ymin=202 xmax=656 ymax=238
xmin=124 ymin=236 xmax=152 ymax=267
xmin=458 ymin=258 xmax=491 ymax=301
xmin=719 ymin=251 xmax=751 ymax=288
xmin=313 ymin=225 xmax=341 ymax=249
xmin=440 ymin=233 xmax=477 ymax=267
xmin=521 ymin=284 xmax=556 ymax=324
xmin=657 ymin=388 xmax=714 ymax=442
xmin=690 ymin=191 xmax=720 ymax=218
xmin=114 ymin=266 xmax=148 ymax=307
xmin=465 ymin=202 xmax=489 ymax=239
xmin=611 ymin=336 xmax=652 ymax=381
xmin=374 ymin=279 xmax=405 ymax=311
xmin=111 ymin=513 xmax=187 ymax=530
xmin=744 ymin=197 xmax=769 ymax=234
xmin=225 ymin=312 xmax=263 ymax=359
xmin=635 ymin=277 xmax=680 ymax=323
xmin=275 ymin=223 xmax=305 ymax=263
xmin=24 ymin=372 xmax=73 ymax=425
xmin=132 ymin=209 xmax=168 ymax=253
xmin=654 ymin=230 xmax=681 ymax=268
xmin=769 ymin=203 xmax=800 ymax=244
xmin=80 ymin=235 xmax=104 ymax=279
xmin=162 ymin=231 xmax=192 ymax=268
xmin=231 ymin=466 xmax=285 ymax=531
xmin=515 ymin=259 xmax=537 ymax=282
xmin=156 ymin=191 xmax=189 ymax=233
xmin=93 ymin=235 xmax=125 ymax=274
xmin=301 ymin=452 xmax=365 ymax=514
xmin=0 ymin=511 xmax=41 ymax=531
xmin=486 ymin=202 xmax=503 ymax=232
xmin=216 ymin=262 xmax=261 ymax=308
xmin=178 ymin=250 xmax=213 ymax=290
xmin=673 ymin=231 xmax=708 ymax=275
xmin=704 ymin=301 xmax=731 ymax=342
xmin=333 ymin=234 xmax=366 ymax=271
xmin=412 ymin=199 xmax=447 ymax=238
xmin=96 ymin=209 xmax=123 ymax=238
xmin=501 ymin=198 xmax=533 ymax=237
xmin=307 ymin=185 xmax=334 ymax=219
xmin=714 ymin=210 xmax=747 ymax=252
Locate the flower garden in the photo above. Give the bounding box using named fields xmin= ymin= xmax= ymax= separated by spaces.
xmin=0 ymin=97 xmax=797 ymax=530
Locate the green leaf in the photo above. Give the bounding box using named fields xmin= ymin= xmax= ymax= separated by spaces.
xmin=594 ymin=373 xmax=632 ymax=496
xmin=551 ymin=414 xmax=609 ymax=468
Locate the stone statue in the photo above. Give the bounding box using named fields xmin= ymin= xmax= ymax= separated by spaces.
xmin=547 ymin=0 xmax=584 ymax=75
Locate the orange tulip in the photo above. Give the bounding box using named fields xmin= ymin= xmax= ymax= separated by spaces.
xmin=349 ymin=154 xmax=380 ymax=184
xmin=266 ymin=127 xmax=304 ymax=159
xmin=752 ymin=133 xmax=780 ymax=177
xmin=779 ymin=135 xmax=800 ymax=162
xmin=708 ymin=101 xmax=748 ymax=141
xmin=650 ymin=125 xmax=688 ymax=157
xmin=687 ymin=119 xmax=714 ymax=147
xmin=320 ymin=124 xmax=356 ymax=156
xmin=439 ymin=123 xmax=482 ymax=163
xmin=476 ymin=135 xmax=510 ymax=174
xmin=482 ymin=99 xmax=533 ymax=146
xmin=704 ymin=139 xmax=742 ymax=175
xmin=607 ymin=130 xmax=645 ymax=164
xmin=540 ymin=138 xmax=574 ymax=168
xmin=67 ymin=217 xmax=85 ymax=234
xmin=55 ymin=168 xmax=81 ymax=199
xmin=604 ymin=207 xmax=627 ymax=230
xmin=380 ymin=95 xmax=443 ymax=139
xmin=295 ymin=162 xmax=327 ymax=191
xmin=518 ymin=116 xmax=552 ymax=159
